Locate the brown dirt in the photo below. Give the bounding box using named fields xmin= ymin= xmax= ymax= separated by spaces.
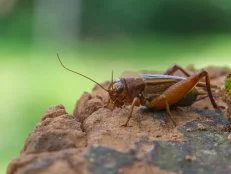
xmin=7 ymin=66 xmax=231 ymax=174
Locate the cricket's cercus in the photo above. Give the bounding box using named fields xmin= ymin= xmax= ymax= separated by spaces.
xmin=57 ymin=54 xmax=219 ymax=127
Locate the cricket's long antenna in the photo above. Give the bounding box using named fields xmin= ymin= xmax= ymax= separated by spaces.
xmin=111 ymin=70 xmax=114 ymax=90
xmin=57 ymin=53 xmax=109 ymax=92
xmin=108 ymin=70 xmax=114 ymax=91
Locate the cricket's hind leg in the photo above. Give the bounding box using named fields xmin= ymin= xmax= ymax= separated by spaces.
xmin=159 ymin=95 xmax=177 ymax=126
xmin=147 ymin=70 xmax=219 ymax=126
xmin=164 ymin=64 xmax=191 ymax=77
xmin=164 ymin=64 xmax=218 ymax=91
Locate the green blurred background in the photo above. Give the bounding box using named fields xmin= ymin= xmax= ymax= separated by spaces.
xmin=1 ymin=0 xmax=231 ymax=173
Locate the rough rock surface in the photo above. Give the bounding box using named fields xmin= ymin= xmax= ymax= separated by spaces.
xmin=7 ymin=66 xmax=231 ymax=174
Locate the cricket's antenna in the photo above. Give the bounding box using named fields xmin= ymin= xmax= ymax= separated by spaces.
xmin=108 ymin=70 xmax=114 ymax=91
xmin=57 ymin=53 xmax=109 ymax=92
xmin=111 ymin=70 xmax=114 ymax=90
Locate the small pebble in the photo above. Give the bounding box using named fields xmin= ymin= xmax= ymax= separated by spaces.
xmin=185 ymin=155 xmax=196 ymax=161
xmin=197 ymin=123 xmax=207 ymax=131
xmin=172 ymin=134 xmax=178 ymax=138
xmin=186 ymin=128 xmax=192 ymax=132
xmin=156 ymin=134 xmax=162 ymax=138
xmin=205 ymin=118 xmax=214 ymax=123
xmin=227 ymin=134 xmax=231 ymax=141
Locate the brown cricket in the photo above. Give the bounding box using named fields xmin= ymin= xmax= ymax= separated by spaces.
xmin=57 ymin=54 xmax=219 ymax=127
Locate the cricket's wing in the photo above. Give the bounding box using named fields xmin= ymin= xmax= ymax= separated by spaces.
xmin=142 ymin=74 xmax=185 ymax=84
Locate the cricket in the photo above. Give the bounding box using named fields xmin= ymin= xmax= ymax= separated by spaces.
xmin=57 ymin=54 xmax=219 ymax=127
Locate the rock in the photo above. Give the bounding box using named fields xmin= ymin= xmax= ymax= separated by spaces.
xmin=7 ymin=66 xmax=231 ymax=174
xmin=227 ymin=134 xmax=231 ymax=141
xmin=184 ymin=155 xmax=196 ymax=162
xmin=197 ymin=123 xmax=207 ymax=131
xmin=22 ymin=105 xmax=86 ymax=154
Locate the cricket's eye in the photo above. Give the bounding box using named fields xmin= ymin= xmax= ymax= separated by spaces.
xmin=114 ymin=82 xmax=123 ymax=93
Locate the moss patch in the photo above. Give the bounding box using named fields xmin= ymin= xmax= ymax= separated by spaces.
xmin=225 ymin=73 xmax=231 ymax=94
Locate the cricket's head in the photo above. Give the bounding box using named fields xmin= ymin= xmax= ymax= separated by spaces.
xmin=108 ymin=78 xmax=130 ymax=107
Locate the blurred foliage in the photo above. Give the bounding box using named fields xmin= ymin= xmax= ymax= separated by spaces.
xmin=0 ymin=0 xmax=33 ymax=42
xmin=1 ymin=0 xmax=231 ymax=42
xmin=81 ymin=0 xmax=231 ymax=36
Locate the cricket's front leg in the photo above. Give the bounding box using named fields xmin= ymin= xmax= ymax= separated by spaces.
xmin=121 ymin=97 xmax=140 ymax=127
xmin=103 ymin=98 xmax=116 ymax=110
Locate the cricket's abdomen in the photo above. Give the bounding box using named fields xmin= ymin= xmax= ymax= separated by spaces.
xmin=142 ymin=81 xmax=177 ymax=98
xmin=144 ymin=87 xmax=199 ymax=109
xmin=175 ymin=88 xmax=199 ymax=106
xmin=147 ymin=74 xmax=201 ymax=109
xmin=141 ymin=74 xmax=182 ymax=103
